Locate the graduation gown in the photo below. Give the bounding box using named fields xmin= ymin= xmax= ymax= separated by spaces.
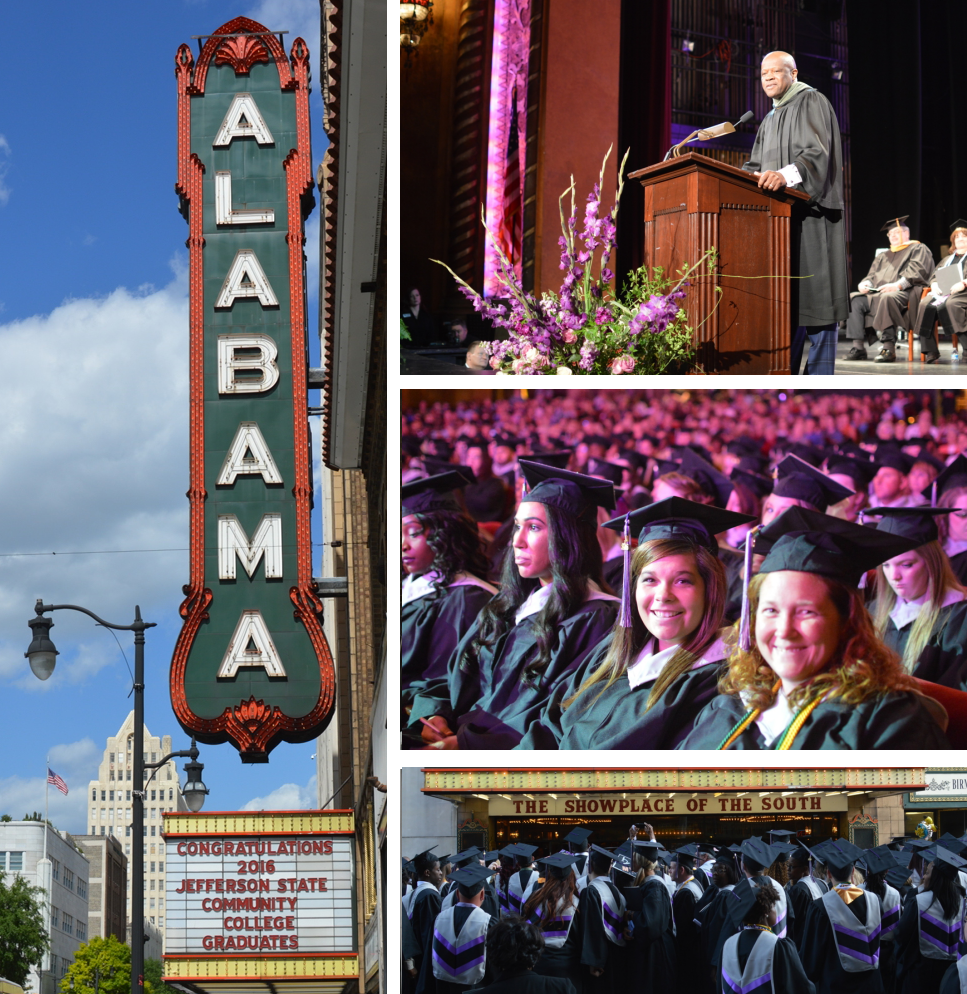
xmin=948 ymin=548 xmax=967 ymax=586
xmin=940 ymin=959 xmax=967 ymax=994
xmin=577 ymin=877 xmax=629 ymax=993
xmin=677 ymin=689 xmax=949 ymax=750
xmin=433 ymin=904 xmax=499 ymax=994
xmin=628 ymin=876 xmax=677 ymax=992
xmin=721 ymin=929 xmax=816 ymax=994
xmin=409 ymin=883 xmax=443 ymax=994
xmin=528 ymin=896 xmax=581 ymax=980
xmin=799 ymin=891 xmax=884 ymax=993
xmin=742 ymin=84 xmax=848 ymax=326
xmin=674 ymin=878 xmax=705 ymax=993
xmin=712 ymin=877 xmax=794 ymax=972
xmin=402 ymin=578 xmax=496 ymax=708
xmin=699 ymin=885 xmax=735 ymax=992
xmin=881 ymin=590 xmax=966 ymax=674
xmin=851 ymin=244 xmax=935 ymax=332
xmin=518 ymin=636 xmax=726 ymax=750
xmin=911 ymin=600 xmax=967 ymax=690
xmin=409 ymin=593 xmax=619 ymax=749
xmin=895 ymin=894 xmax=960 ymax=994
xmin=788 ymin=877 xmax=825 ymax=951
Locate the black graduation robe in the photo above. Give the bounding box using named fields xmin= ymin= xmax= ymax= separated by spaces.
xmin=517 ymin=637 xmax=724 ymax=750
xmin=912 ymin=600 xmax=967 ymax=690
xmin=602 ymin=553 xmax=624 ymax=597
xmin=948 ymin=550 xmax=967 ymax=587
xmin=628 ymin=876 xmax=677 ymax=992
xmin=464 ymin=476 xmax=509 ymax=523
xmin=577 ymin=878 xmax=629 ymax=993
xmin=409 ymin=598 xmax=619 ymax=749
xmin=402 ymin=581 xmax=495 ymax=708
xmin=403 ymin=907 xmax=422 ymax=994
xmin=881 ymin=595 xmax=965 ymax=670
xmin=895 ymin=895 xmax=956 ymax=994
xmin=673 ymin=881 xmax=704 ymax=993
xmin=435 ymin=905 xmax=499 ymax=994
xmin=940 ymin=959 xmax=967 ymax=994
xmin=721 ymin=930 xmax=816 ymax=994
xmin=410 ymin=884 xmax=443 ymax=994
xmin=528 ymin=900 xmax=582 ymax=980
xmin=742 ymin=84 xmax=848 ymax=326
xmin=799 ymin=892 xmax=884 ymax=994
xmin=698 ymin=886 xmax=733 ymax=993
xmin=851 ymin=243 xmax=936 ymax=332
xmin=712 ymin=876 xmax=796 ymax=973
xmin=787 ymin=877 xmax=823 ymax=952
xmin=677 ymin=690 xmax=950 ymax=750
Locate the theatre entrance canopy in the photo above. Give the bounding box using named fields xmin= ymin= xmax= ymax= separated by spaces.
xmin=421 ymin=768 xmax=927 ymax=852
xmin=162 ymin=810 xmax=358 ymax=993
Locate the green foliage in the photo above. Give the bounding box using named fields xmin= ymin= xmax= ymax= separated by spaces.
xmin=143 ymin=959 xmax=180 ymax=994
xmin=400 ymin=318 xmax=411 ymax=342
xmin=0 ymin=815 xmax=11 ymax=823
xmin=59 ymin=936 xmax=129 ymax=994
xmin=22 ymin=813 xmax=45 ymax=822
xmin=0 ymin=870 xmax=49 ymax=986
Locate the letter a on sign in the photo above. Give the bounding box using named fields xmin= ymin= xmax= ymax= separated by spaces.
xmin=217 ymin=422 xmax=284 ymax=485
xmin=213 ymin=93 xmax=275 ymax=147
xmin=216 ymin=250 xmax=279 ymax=309
xmin=218 ymin=610 xmax=286 ymax=677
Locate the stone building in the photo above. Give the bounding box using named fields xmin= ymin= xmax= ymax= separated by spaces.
xmin=73 ymin=835 xmax=127 ymax=943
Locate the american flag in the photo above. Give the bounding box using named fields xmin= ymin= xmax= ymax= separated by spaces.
xmin=47 ymin=768 xmax=68 ymax=795
xmin=499 ymin=86 xmax=522 ymax=267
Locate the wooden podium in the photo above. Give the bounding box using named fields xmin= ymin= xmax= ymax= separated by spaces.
xmin=628 ymin=152 xmax=810 ymax=374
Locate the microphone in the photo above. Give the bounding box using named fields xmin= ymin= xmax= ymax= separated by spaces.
xmin=733 ymin=110 xmax=754 ymax=127
xmin=663 ymin=111 xmax=754 ymax=160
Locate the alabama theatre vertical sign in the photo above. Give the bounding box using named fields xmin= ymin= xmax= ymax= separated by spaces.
xmin=170 ymin=17 xmax=334 ymax=761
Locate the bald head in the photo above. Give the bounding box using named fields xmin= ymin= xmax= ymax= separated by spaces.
xmin=760 ymin=52 xmax=798 ymax=100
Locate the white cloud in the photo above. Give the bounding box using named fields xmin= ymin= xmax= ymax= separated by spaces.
xmin=0 ymin=738 xmax=103 ymax=834
xmin=241 ymin=773 xmax=317 ymax=811
xmin=246 ymin=0 xmax=318 ymax=53
xmin=0 ymin=259 xmax=189 ymax=692
xmin=0 ymin=135 xmax=10 ymax=205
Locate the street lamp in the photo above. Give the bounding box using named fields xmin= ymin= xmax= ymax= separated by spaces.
xmin=26 ymin=599 xmax=208 ymax=994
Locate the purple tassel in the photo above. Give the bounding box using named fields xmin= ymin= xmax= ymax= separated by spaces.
xmin=932 ymin=480 xmax=938 ymax=508
xmin=618 ymin=514 xmax=633 ymax=628
xmin=738 ymin=526 xmax=759 ymax=652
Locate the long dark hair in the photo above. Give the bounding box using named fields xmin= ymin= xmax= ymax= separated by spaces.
xmin=521 ymin=873 xmax=578 ymax=926
xmin=467 ymin=503 xmax=605 ymax=684
xmin=564 ymin=537 xmax=726 ymax=711
xmin=865 ymin=869 xmax=886 ymax=900
xmin=926 ymin=859 xmax=966 ymax=919
xmin=402 ymin=508 xmax=491 ymax=593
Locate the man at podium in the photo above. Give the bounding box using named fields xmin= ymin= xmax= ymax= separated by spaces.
xmin=742 ymin=51 xmax=849 ymax=375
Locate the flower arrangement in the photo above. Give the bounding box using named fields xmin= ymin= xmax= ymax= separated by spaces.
xmin=433 ymin=147 xmax=719 ymax=375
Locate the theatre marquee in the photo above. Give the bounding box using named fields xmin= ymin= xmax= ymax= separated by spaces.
xmin=487 ymin=792 xmax=849 ymax=817
xmin=163 ymin=810 xmax=358 ymax=986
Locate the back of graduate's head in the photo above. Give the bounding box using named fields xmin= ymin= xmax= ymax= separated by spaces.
xmin=743 ymin=880 xmax=781 ymax=927
xmin=924 ymin=859 xmax=966 ymax=920
xmin=487 ymin=916 xmax=544 ymax=974
xmin=827 ymin=861 xmax=854 ymax=884
xmin=588 ymin=851 xmax=613 ymax=878
xmin=742 ymin=855 xmax=767 ymax=877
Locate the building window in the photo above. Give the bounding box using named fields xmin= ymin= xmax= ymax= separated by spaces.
xmin=125 ymin=845 xmax=130 ymax=855
xmin=126 ymin=770 xmax=131 ymax=781
xmin=51 ymin=907 xmax=59 ymax=929
xmin=109 ymin=791 xmax=114 ymax=802
xmin=101 ymin=790 xmax=106 ymax=801
xmin=91 ymin=789 xmax=96 ymax=801
xmin=151 ymin=752 xmax=157 ymax=762
xmin=151 ymin=790 xmax=156 ymax=801
xmin=110 ymin=753 xmax=115 ymax=763
xmin=64 ymin=868 xmax=74 ymax=891
xmin=51 ymin=858 xmax=59 ymax=881
xmin=126 ymin=791 xmax=131 ymax=802
xmin=110 ymin=771 xmax=115 ymax=781
xmin=77 ymin=922 xmax=86 ymax=941
xmin=125 ymin=827 xmax=131 ymax=837
xmin=78 ymin=878 xmax=87 ymax=899
xmin=150 ymin=826 xmax=156 ymax=837
xmin=62 ymin=913 xmax=73 ymax=936
xmin=150 ymin=879 xmax=155 ymax=891
xmin=149 ymin=898 xmax=155 ymax=910
xmin=101 ymin=808 xmax=106 ymax=820
xmin=158 ymin=861 xmax=164 ymax=872
xmin=100 ymin=827 xmax=105 ymax=836
xmin=150 ymin=862 xmax=155 ymax=873
xmin=8 ymin=852 xmax=23 ymax=872
xmin=166 ymin=769 xmax=172 ymax=781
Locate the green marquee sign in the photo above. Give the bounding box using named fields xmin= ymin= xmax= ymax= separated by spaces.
xmin=169 ymin=17 xmax=334 ymax=761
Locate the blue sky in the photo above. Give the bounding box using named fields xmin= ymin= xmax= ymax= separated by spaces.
xmin=0 ymin=0 xmax=332 ymax=834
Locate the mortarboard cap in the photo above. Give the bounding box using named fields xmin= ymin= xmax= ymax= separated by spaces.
xmin=906 ymin=448 xmax=946 ymax=473
xmin=821 ymin=840 xmax=864 ymax=874
xmin=451 ymin=847 xmax=483 ymax=869
xmin=613 ymin=840 xmax=634 ymax=862
xmin=918 ymin=845 xmax=967 ymax=869
xmin=563 ymin=826 xmax=593 ymax=846
xmin=875 ymin=450 xmax=913 ymax=475
xmin=537 ymin=852 xmax=579 ymax=879
xmin=587 ymin=458 xmax=625 ymax=488
xmin=950 ymin=219 xmax=967 ymax=233
xmin=518 ymin=459 xmax=616 ymax=518
xmin=881 ymin=215 xmax=911 ymax=232
xmin=423 ymin=456 xmax=475 ymax=480
xmin=728 ymin=879 xmax=776 ymax=925
xmin=768 ymin=829 xmax=796 ymax=840
xmin=526 ymin=450 xmax=573 ymax=470
xmin=612 ymin=866 xmax=636 ymax=886
xmin=789 ymin=443 xmax=826 ymax=467
xmin=864 ymin=847 xmax=900 ymax=876
xmin=772 ymin=454 xmax=852 ymax=511
xmin=862 ymin=505 xmax=955 ymax=546
xmin=450 ymin=862 xmax=494 ymax=897
xmin=886 ymin=866 xmax=911 ymax=889
xmin=739 ymin=837 xmax=781 ymax=868
xmin=731 ymin=466 xmax=773 ymax=500
xmin=402 ymin=472 xmax=474 ymax=515
xmin=603 ymin=497 xmax=755 ymax=554
xmin=498 ymin=845 xmax=521 ymax=860
xmin=589 ymin=844 xmax=616 ymax=863
xmin=756 ymin=505 xmax=921 ymax=587
xmin=483 ymin=851 xmax=499 ymax=863
xmin=826 ymin=454 xmax=877 ymax=490
xmin=926 ymin=454 xmax=967 ymax=500
xmin=413 ymin=847 xmax=440 ymax=871
xmin=633 ymin=840 xmax=661 ymax=861
xmin=513 ymin=843 xmax=538 ymax=859
xmin=679 ymin=448 xmax=734 ymax=507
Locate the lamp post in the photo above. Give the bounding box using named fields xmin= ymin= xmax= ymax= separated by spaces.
xmin=26 ymin=599 xmax=208 ymax=994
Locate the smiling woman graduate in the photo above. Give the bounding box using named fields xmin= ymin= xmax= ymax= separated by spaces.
xmin=677 ymin=506 xmax=951 ymax=750
xmin=401 ymin=472 xmax=498 ymax=717
xmin=407 ymin=461 xmax=620 ymax=749
xmin=517 ymin=498 xmax=756 ymax=750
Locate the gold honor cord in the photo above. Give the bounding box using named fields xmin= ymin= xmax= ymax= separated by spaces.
xmin=717 ymin=681 xmax=826 ymax=750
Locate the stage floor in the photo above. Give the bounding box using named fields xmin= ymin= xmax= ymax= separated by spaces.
xmin=833 ymin=334 xmax=967 ymax=374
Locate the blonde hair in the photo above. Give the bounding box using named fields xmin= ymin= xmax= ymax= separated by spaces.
xmin=872 ymin=540 xmax=967 ymax=671
xmin=938 ymin=485 xmax=967 ymax=542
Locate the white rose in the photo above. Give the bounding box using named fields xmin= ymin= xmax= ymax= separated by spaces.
xmin=555 ymin=366 xmax=573 ymax=375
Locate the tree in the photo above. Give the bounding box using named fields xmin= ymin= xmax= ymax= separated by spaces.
xmin=143 ymin=959 xmax=180 ymax=994
xmin=60 ymin=936 xmax=129 ymax=994
xmin=0 ymin=815 xmax=11 ymax=823
xmin=0 ymin=870 xmax=49 ymax=986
